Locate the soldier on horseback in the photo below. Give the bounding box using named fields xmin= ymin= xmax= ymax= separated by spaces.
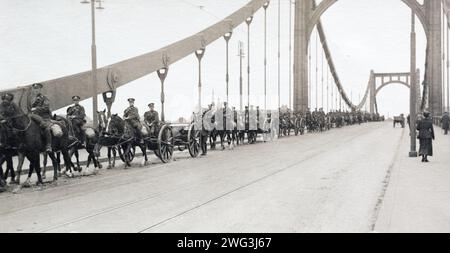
xmin=27 ymin=83 xmax=53 ymax=153
xmin=67 ymin=95 xmax=86 ymax=140
xmin=124 ymin=98 xmax=144 ymax=144
xmin=144 ymin=102 xmax=159 ymax=136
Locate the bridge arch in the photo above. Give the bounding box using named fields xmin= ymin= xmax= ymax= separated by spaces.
xmin=375 ymin=81 xmax=410 ymax=97
xmin=306 ymin=0 xmax=428 ymax=42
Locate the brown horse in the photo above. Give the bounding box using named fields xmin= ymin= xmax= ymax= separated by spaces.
xmin=0 ymin=102 xmax=60 ymax=187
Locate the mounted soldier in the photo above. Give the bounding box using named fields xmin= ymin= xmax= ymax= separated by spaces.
xmin=67 ymin=95 xmax=86 ymax=141
xmin=124 ymin=98 xmax=144 ymax=144
xmin=144 ymin=103 xmax=159 ymax=136
xmin=27 ymin=83 xmax=53 ymax=153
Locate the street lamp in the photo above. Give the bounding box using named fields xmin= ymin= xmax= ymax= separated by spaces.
xmin=81 ymin=0 xmax=104 ymax=128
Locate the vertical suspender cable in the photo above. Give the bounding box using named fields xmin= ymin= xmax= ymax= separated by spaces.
xmin=264 ymin=2 xmax=269 ymax=111
xmin=289 ymin=0 xmax=292 ymax=109
xmin=447 ymin=18 xmax=450 ymax=112
xmin=327 ymin=62 xmax=329 ymax=112
xmin=443 ymin=6 xmax=446 ymax=112
xmin=278 ymin=0 xmax=281 ymax=109
xmin=321 ymin=39 xmax=324 ymax=110
xmin=315 ymin=30 xmax=318 ymax=110
xmin=246 ymin=17 xmax=253 ymax=109
xmin=309 ymin=36 xmax=312 ymax=109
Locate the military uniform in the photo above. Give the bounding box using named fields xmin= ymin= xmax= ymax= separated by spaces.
xmin=67 ymin=102 xmax=86 ymax=139
xmin=124 ymin=104 xmax=143 ymax=139
xmin=28 ymin=84 xmax=53 ymax=151
xmin=144 ymin=109 xmax=159 ymax=135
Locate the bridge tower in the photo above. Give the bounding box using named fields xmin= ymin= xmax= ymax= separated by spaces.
xmin=293 ymin=0 xmax=443 ymax=116
xmin=423 ymin=0 xmax=443 ymax=115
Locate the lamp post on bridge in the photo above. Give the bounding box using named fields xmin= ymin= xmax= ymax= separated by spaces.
xmin=409 ymin=11 xmax=418 ymax=157
xmin=81 ymin=0 xmax=104 ymax=128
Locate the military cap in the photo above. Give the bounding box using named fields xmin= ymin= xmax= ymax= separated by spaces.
xmin=32 ymin=83 xmax=43 ymax=89
xmin=1 ymin=93 xmax=14 ymax=101
xmin=148 ymin=103 xmax=155 ymax=107
xmin=128 ymin=98 xmax=135 ymax=102
xmin=72 ymin=95 xmax=81 ymax=101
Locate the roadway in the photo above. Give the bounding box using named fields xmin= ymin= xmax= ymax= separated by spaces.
xmin=0 ymin=121 xmax=448 ymax=233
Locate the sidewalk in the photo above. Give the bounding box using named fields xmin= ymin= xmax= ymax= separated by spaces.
xmin=375 ymin=127 xmax=450 ymax=232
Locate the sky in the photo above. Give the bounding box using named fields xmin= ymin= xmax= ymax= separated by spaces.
xmin=0 ymin=0 xmax=429 ymax=120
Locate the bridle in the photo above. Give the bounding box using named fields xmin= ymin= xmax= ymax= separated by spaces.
xmin=1 ymin=113 xmax=32 ymax=132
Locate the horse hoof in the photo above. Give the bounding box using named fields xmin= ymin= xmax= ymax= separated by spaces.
xmin=42 ymin=174 xmax=46 ymax=180
xmin=22 ymin=182 xmax=31 ymax=188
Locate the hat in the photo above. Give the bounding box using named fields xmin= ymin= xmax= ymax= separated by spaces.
xmin=72 ymin=95 xmax=81 ymax=101
xmin=148 ymin=103 xmax=155 ymax=107
xmin=32 ymin=83 xmax=43 ymax=89
xmin=128 ymin=98 xmax=135 ymax=102
xmin=423 ymin=110 xmax=430 ymax=117
xmin=1 ymin=93 xmax=14 ymax=102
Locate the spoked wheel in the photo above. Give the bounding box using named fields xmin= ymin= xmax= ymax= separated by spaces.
xmin=119 ymin=141 xmax=135 ymax=167
xmin=187 ymin=123 xmax=200 ymax=158
xmin=157 ymin=125 xmax=174 ymax=163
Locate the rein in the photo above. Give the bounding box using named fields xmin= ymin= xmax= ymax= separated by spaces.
xmin=6 ymin=114 xmax=32 ymax=132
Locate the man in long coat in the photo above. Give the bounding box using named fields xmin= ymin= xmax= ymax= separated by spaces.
xmin=441 ymin=112 xmax=450 ymax=135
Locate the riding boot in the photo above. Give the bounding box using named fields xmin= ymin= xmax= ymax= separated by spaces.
xmin=44 ymin=128 xmax=53 ymax=153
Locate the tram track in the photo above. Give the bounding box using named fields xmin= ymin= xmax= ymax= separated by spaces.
xmin=30 ymin=124 xmax=380 ymax=233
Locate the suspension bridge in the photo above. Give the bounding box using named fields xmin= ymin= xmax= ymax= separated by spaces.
xmin=1 ymin=0 xmax=450 ymax=233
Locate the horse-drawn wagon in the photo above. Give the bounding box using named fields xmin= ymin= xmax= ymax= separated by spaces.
xmin=393 ymin=114 xmax=405 ymax=128
xmin=95 ymin=114 xmax=200 ymax=168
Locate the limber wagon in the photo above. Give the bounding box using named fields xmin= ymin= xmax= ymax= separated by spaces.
xmin=98 ymin=122 xmax=201 ymax=167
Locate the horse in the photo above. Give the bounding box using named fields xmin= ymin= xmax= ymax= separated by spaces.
xmin=209 ymin=109 xmax=234 ymax=150
xmin=0 ymin=122 xmax=17 ymax=184
xmin=0 ymin=102 xmax=61 ymax=187
xmin=95 ymin=114 xmax=148 ymax=168
xmin=43 ymin=115 xmax=101 ymax=177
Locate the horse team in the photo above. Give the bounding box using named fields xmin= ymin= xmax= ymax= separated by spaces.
xmin=0 ymin=83 xmax=384 ymax=193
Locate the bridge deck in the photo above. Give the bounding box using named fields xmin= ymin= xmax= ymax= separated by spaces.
xmin=0 ymin=122 xmax=449 ymax=233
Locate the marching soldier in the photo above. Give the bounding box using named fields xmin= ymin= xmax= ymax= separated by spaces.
xmin=144 ymin=103 xmax=160 ymax=135
xmin=27 ymin=83 xmax=53 ymax=153
xmin=67 ymin=95 xmax=86 ymax=139
xmin=124 ymin=98 xmax=144 ymax=144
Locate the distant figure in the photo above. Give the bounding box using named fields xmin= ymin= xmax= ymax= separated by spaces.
xmin=441 ymin=112 xmax=450 ymax=135
xmin=417 ymin=110 xmax=435 ymax=163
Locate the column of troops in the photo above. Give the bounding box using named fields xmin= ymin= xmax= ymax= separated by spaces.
xmin=0 ymin=84 xmax=384 ymax=191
